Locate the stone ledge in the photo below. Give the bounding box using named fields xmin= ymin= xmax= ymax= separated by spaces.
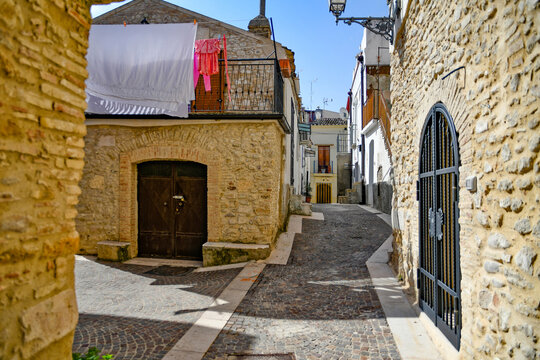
xmin=202 ymin=242 xmax=270 ymax=267
xmin=97 ymin=241 xmax=131 ymax=262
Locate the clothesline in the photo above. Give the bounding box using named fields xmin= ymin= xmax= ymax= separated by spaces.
xmin=85 ymin=23 xmax=233 ymax=117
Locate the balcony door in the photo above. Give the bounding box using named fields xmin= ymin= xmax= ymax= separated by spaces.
xmin=318 ymin=145 xmax=330 ymax=173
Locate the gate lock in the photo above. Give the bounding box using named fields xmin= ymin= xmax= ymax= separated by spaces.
xmin=173 ymin=195 xmax=186 ymax=213
xmin=428 ymin=208 xmax=444 ymax=240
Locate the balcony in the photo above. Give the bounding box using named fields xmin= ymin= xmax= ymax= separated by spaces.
xmin=362 ymin=90 xmax=392 ymax=155
xmin=313 ymin=160 xmax=334 ymax=174
xmin=191 ymin=58 xmax=284 ymax=115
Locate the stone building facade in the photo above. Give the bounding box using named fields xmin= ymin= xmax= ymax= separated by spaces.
xmin=390 ymin=0 xmax=539 ymax=358
xmin=76 ymin=0 xmax=300 ymax=266
xmin=0 ymin=0 xmax=113 ymax=358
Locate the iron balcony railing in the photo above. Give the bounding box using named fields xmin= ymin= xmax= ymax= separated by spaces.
xmin=191 ymin=58 xmax=284 ymax=115
xmin=362 ymin=89 xmax=392 ymax=157
xmin=313 ymin=160 xmax=334 ymax=174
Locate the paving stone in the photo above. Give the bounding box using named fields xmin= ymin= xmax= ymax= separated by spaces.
xmin=203 ymin=204 xmax=400 ymax=360
xmin=73 ymin=258 xmax=241 ymax=360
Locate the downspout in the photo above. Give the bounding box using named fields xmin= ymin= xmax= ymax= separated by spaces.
xmin=359 ymin=53 xmax=366 ymax=204
xmin=348 ymin=89 xmax=353 ymax=189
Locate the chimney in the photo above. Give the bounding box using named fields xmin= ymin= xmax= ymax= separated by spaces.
xmin=248 ymin=0 xmax=271 ymax=38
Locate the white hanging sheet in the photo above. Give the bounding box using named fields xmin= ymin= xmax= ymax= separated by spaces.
xmin=85 ymin=23 xmax=197 ymax=116
xmin=86 ymin=94 xmax=188 ymax=117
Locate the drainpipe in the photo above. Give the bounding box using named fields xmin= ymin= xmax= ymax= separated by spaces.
xmin=358 ymin=53 xmax=366 ymax=205
xmin=348 ymin=89 xmax=353 ymax=189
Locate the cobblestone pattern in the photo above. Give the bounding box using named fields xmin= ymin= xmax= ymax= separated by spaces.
xmin=204 ymin=204 xmax=400 ymax=360
xmin=73 ymin=257 xmax=241 ymax=359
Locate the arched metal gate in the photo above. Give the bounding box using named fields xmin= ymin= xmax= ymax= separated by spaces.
xmin=418 ymin=103 xmax=461 ymax=349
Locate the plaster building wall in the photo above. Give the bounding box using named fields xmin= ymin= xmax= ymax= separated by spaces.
xmin=390 ymin=0 xmax=539 ymax=358
xmin=350 ymin=28 xmax=392 ymax=210
xmin=351 ymin=62 xmax=363 ymax=185
xmin=0 ymin=0 xmax=110 ymax=358
xmin=363 ymin=124 xmax=392 ymax=214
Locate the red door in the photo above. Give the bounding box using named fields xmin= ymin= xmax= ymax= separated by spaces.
xmin=138 ymin=161 xmax=207 ymax=259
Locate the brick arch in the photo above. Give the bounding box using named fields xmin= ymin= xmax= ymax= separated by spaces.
xmin=118 ymin=145 xmax=220 ymax=257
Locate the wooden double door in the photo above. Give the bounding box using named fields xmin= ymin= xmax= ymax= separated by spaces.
xmin=137 ymin=161 xmax=207 ymax=259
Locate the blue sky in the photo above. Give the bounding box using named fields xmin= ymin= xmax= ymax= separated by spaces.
xmin=91 ymin=0 xmax=389 ymax=112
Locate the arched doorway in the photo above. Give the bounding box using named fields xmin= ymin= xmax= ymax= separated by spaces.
xmin=137 ymin=161 xmax=207 ymax=259
xmin=418 ymin=103 xmax=461 ymax=349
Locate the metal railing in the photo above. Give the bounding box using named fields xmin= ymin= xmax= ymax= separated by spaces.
xmin=313 ymin=160 xmax=334 ymax=174
xmin=362 ymin=90 xmax=392 ymax=157
xmin=191 ymin=58 xmax=284 ymax=114
xmin=337 ymin=133 xmax=349 ymax=153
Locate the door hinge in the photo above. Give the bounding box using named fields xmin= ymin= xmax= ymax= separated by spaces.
xmin=416 ymin=180 xmax=420 ymax=201
xmin=416 ymin=268 xmax=421 ymax=289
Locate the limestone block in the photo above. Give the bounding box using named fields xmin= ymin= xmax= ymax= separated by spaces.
xmin=20 ymin=289 xmax=78 ymax=359
xmin=88 ymin=175 xmax=104 ymax=189
xmin=202 ymin=242 xmax=270 ymax=267
xmin=514 ymin=246 xmax=536 ymax=275
xmin=97 ymin=241 xmax=131 ymax=262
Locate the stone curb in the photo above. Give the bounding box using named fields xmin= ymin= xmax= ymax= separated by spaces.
xmin=364 ymin=205 xmax=443 ymax=360
xmin=162 ymin=211 xmax=324 ymax=359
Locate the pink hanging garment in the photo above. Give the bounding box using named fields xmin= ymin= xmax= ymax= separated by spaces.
xmin=193 ymin=53 xmax=212 ymax=92
xmin=223 ymin=35 xmax=231 ymax=102
xmin=195 ymin=39 xmax=220 ymax=76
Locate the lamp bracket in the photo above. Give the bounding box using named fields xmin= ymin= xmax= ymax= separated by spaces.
xmin=335 ymin=16 xmax=394 ymax=43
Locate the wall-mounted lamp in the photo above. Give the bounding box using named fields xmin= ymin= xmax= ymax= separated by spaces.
xmin=328 ymin=0 xmax=395 ymax=43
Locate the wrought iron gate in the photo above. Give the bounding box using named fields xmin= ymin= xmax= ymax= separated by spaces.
xmin=316 ymin=183 xmax=332 ymax=203
xmin=418 ymin=103 xmax=461 ymax=349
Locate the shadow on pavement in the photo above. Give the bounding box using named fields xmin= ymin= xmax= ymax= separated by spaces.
xmin=73 ymin=314 xmax=256 ymax=360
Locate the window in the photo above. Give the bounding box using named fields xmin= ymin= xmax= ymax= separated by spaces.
xmin=318 ymin=145 xmax=330 ymax=173
xmin=337 ymin=133 xmax=349 ymax=153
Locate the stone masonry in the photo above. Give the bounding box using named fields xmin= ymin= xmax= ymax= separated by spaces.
xmin=0 ymin=0 xmax=112 ymax=358
xmin=77 ymin=0 xmax=297 ymax=266
xmin=76 ymin=123 xmax=284 ymax=259
xmin=390 ymin=1 xmax=539 ymax=359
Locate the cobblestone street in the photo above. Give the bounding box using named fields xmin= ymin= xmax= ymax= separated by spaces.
xmin=73 ymin=259 xmax=241 ymax=359
xmin=74 ymin=204 xmax=400 ymax=359
xmin=204 ymin=204 xmax=399 ymax=360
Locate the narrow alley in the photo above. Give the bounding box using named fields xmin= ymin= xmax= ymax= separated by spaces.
xmin=203 ymin=204 xmax=399 ymax=359
xmin=73 ymin=204 xmax=401 ymax=360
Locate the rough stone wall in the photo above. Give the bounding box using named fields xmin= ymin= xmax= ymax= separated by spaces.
xmin=337 ymin=153 xmax=352 ymax=196
xmin=369 ymin=181 xmax=392 ymax=215
xmin=76 ymin=122 xmax=284 ymax=256
xmin=0 ymin=0 xmax=109 ymax=358
xmin=390 ymin=0 xmax=539 ymax=358
xmin=93 ymin=0 xmax=278 ymax=60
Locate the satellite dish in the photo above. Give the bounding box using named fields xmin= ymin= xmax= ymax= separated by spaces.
xmin=340 ymin=107 xmax=349 ymax=120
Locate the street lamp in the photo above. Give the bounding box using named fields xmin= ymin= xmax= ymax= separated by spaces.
xmin=328 ymin=0 xmax=395 ymax=43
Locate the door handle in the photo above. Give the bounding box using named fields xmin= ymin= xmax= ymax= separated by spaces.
xmin=172 ymin=195 xmax=185 ymax=201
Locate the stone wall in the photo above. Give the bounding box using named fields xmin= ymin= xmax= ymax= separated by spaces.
xmin=93 ymin=0 xmax=282 ymax=60
xmin=0 ymin=0 xmax=109 ymax=358
xmin=76 ymin=122 xmax=284 ymax=257
xmin=390 ymin=0 xmax=539 ymax=358
xmin=368 ymin=181 xmax=392 ymax=215
xmin=337 ymin=153 xmax=352 ymax=196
